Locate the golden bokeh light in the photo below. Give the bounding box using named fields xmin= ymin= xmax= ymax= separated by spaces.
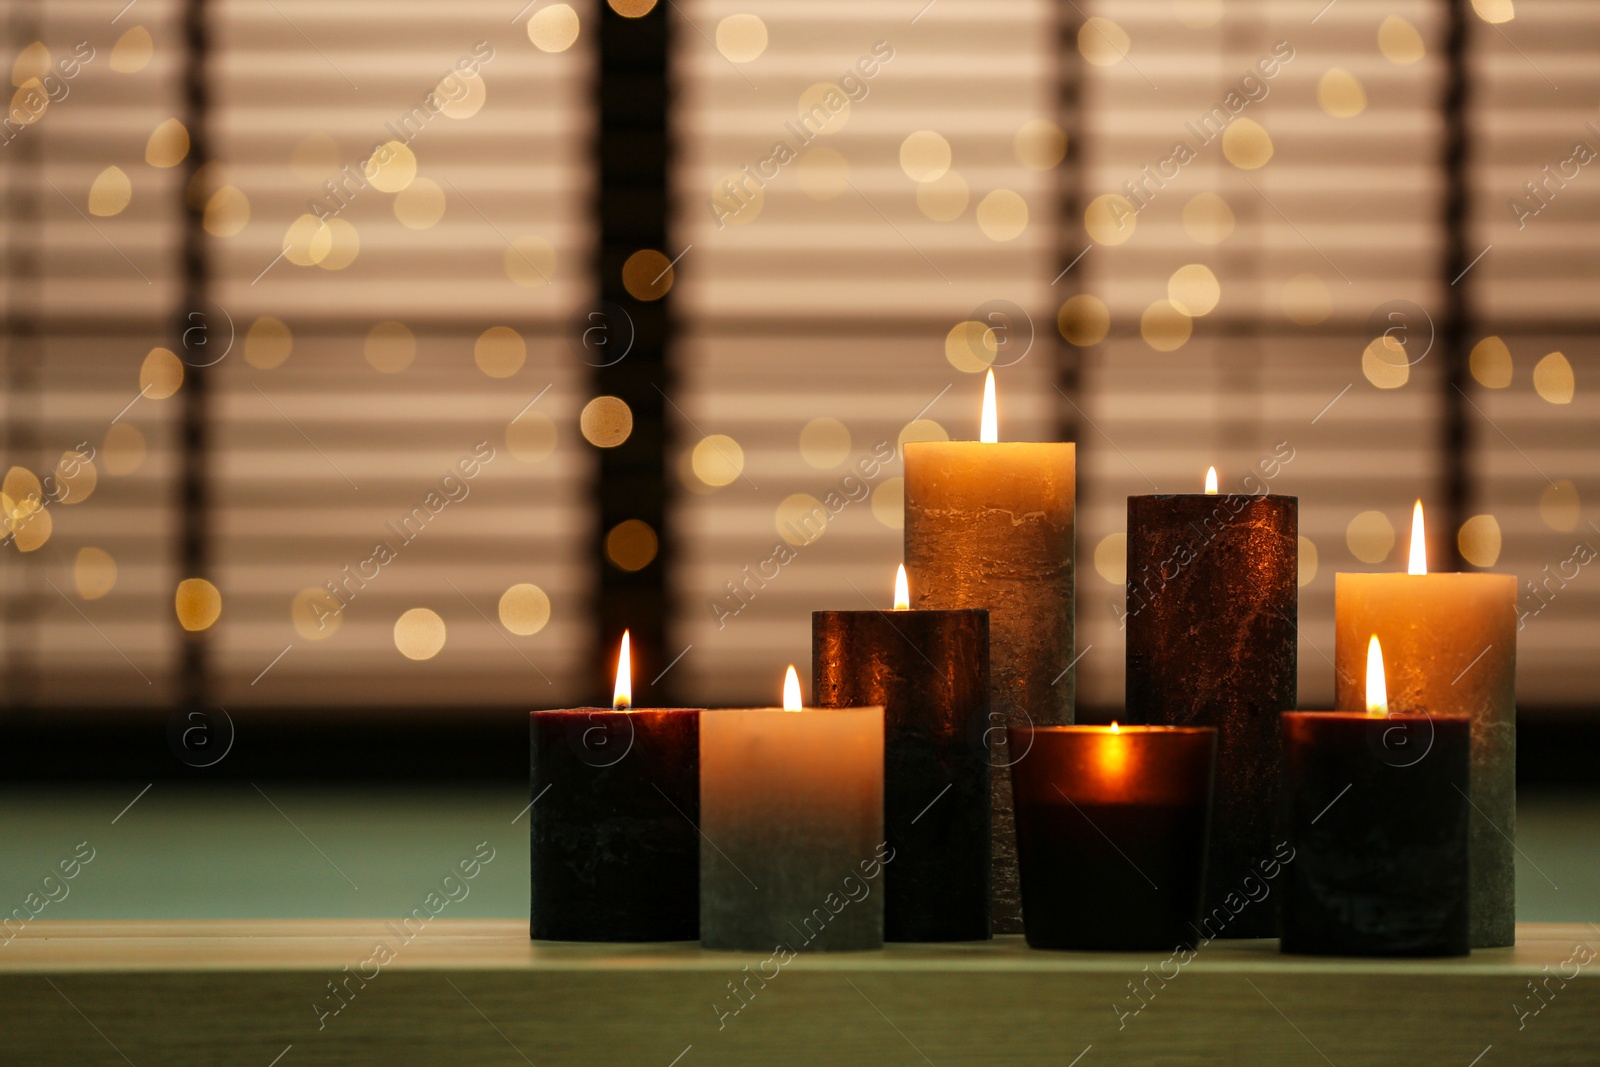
xmin=292 ymin=587 xmax=343 ymax=640
xmin=3 ymin=466 xmax=39 ymax=507
xmin=776 ymin=493 xmax=828 ymax=546
xmin=622 ymin=249 xmax=674 ymax=301
xmin=1078 ymin=16 xmax=1131 ymax=66
xmin=716 ymin=13 xmax=768 ymax=63
xmin=916 ymin=170 xmax=969 ymax=222
xmin=797 ymin=83 xmax=850 ymax=136
xmin=140 ymin=347 xmax=184 ymax=399
xmin=1317 ymin=68 xmax=1367 ymax=118
xmin=245 ymin=316 xmax=293 ymax=369
xmin=394 ymin=607 xmax=446 ymax=660
xmin=314 ymin=218 xmax=360 ymax=271
xmin=1085 ymin=193 xmax=1137 ymax=245
xmin=54 ymin=449 xmax=97 ymax=505
xmin=1094 ymin=532 xmax=1127 ymax=585
xmin=1168 ymin=264 xmax=1220 ymax=316
xmin=74 ymin=547 xmax=118 ymax=600
xmin=1533 ymin=351 xmax=1574 ymax=404
xmin=89 ymin=166 xmax=133 ymax=217
xmin=898 ymin=418 xmax=948 ymax=451
xmin=1346 ymin=510 xmax=1396 ymax=563
xmin=504 ymin=235 xmax=556 ymax=287
xmin=529 ymin=4 xmax=581 ymax=52
xmin=1182 ymin=192 xmax=1235 ymax=245
xmin=1282 ymin=273 xmax=1332 ymax=325
xmin=1471 ymin=0 xmax=1514 ymax=25
xmin=1140 ymin=300 xmax=1192 ymax=352
xmin=1458 ymin=515 xmax=1502 ymax=567
xmin=145 ymin=118 xmax=190 ymax=168
xmin=12 ymin=42 xmax=49 ymax=85
xmin=364 ymin=321 xmax=416 ymax=373
xmin=10 ymin=505 xmax=52 ymax=552
xmin=871 ymin=477 xmax=905 ymax=529
xmin=711 ymin=172 xmax=764 ymax=226
xmin=1057 ymin=294 xmax=1110 ymax=347
xmin=175 ymin=577 xmax=222 ymax=632
xmin=102 ymin=423 xmax=147 ymax=476
xmin=1378 ymin=16 xmax=1426 ymax=64
xmin=1362 ymin=336 xmax=1410 ymax=389
xmin=1222 ymin=118 xmax=1273 ymax=169
xmin=366 ymin=140 xmax=417 ymax=193
xmin=110 ymin=27 xmax=154 ymax=74
xmin=1470 ymin=335 xmax=1512 ymax=388
xmin=291 ymin=132 xmax=340 ymax=182
xmin=203 ymin=185 xmax=250 ymax=237
xmin=1297 ymin=535 xmax=1319 ymax=587
xmin=580 ymin=395 xmax=634 ymax=448
xmin=606 ymin=519 xmax=659 ymax=570
xmin=474 ymin=326 xmax=526 ymax=378
xmin=499 ymin=583 xmax=552 ymax=636
xmin=1539 ymin=480 xmax=1580 ymax=532
xmin=394 ymin=177 xmax=446 ymax=229
xmin=1014 ymin=120 xmax=1066 ymax=170
xmin=438 ymin=72 xmax=486 ymax=120
xmin=976 ymin=189 xmax=1028 ymax=242
xmin=797 ymin=147 xmax=849 ymax=199
xmin=899 ymin=131 xmax=952 ymax=183
xmin=692 ymin=434 xmax=745 ymax=487
xmin=9 ymin=79 xmax=48 ymax=125
xmin=945 ymin=320 xmax=997 ymax=373
xmin=282 ymin=214 xmax=331 ymax=267
xmin=608 ymin=0 xmax=658 ymax=16
xmin=799 ymin=417 xmax=851 ymax=469
xmin=507 ymin=409 xmax=557 ymax=463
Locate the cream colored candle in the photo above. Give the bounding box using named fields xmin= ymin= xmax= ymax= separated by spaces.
xmin=904 ymin=371 xmax=1075 ymax=934
xmin=1334 ymin=502 xmax=1517 ymax=948
xmin=699 ymin=668 xmax=885 ymax=952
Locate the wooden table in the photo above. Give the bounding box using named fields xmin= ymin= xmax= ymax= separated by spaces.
xmin=3 ymin=920 xmax=1596 ymax=1065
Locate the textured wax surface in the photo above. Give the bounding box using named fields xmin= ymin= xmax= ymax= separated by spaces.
xmin=814 ymin=608 xmax=991 ymax=941
xmin=1281 ymin=712 xmax=1471 ymax=958
xmin=1125 ymin=493 xmax=1297 ymax=938
xmin=1335 ymin=571 xmax=1518 ymax=948
xmin=904 ymin=440 xmax=1075 ymax=934
xmin=699 ymin=708 xmax=885 ymax=952
xmin=529 ymin=709 xmax=700 ymax=942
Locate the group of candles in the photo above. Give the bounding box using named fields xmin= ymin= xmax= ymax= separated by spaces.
xmin=530 ymin=373 xmax=1517 ymax=957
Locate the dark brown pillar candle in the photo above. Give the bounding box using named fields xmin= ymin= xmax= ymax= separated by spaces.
xmin=1125 ymin=490 xmax=1297 ymax=938
xmin=1280 ymin=711 xmax=1470 ymax=957
xmin=814 ymin=605 xmax=990 ymax=941
xmin=529 ymin=708 xmax=700 ymax=941
xmin=1008 ymin=724 xmax=1216 ymax=951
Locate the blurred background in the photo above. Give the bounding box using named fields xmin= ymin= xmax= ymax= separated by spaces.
xmin=0 ymin=0 xmax=1595 ymax=917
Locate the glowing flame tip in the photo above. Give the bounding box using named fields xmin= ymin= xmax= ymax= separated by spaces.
xmin=893 ymin=564 xmax=910 ymax=611
xmin=1407 ymin=499 xmax=1427 ymax=575
xmin=979 ymin=369 xmax=998 ymax=443
xmin=1110 ymin=720 xmax=1120 ymax=734
xmin=613 ymin=630 xmax=632 ymax=710
xmin=782 ymin=665 xmax=803 ymax=711
xmin=1204 ymin=466 xmax=1218 ymax=494
xmin=1365 ymin=634 xmax=1388 ymax=717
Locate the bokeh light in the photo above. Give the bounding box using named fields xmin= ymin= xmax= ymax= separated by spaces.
xmin=499 ymin=583 xmax=552 ymax=635
xmin=580 ymin=396 xmax=634 ymax=447
xmin=606 ymin=519 xmax=659 ymax=570
xmin=475 ymin=326 xmax=526 ymax=378
xmin=175 ymin=578 xmax=223 ymax=632
xmin=1346 ymin=510 xmax=1396 ymax=563
xmin=692 ymin=435 xmax=745 ymax=487
xmin=1057 ymin=294 xmax=1110 ymax=347
xmin=1458 ymin=515 xmax=1502 ymax=567
xmin=799 ymin=417 xmax=851 ymax=469
xmin=394 ymin=608 xmax=446 ymax=660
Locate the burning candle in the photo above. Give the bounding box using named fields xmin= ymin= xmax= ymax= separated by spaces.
xmin=1334 ymin=501 xmax=1517 ymax=947
xmin=813 ymin=565 xmax=991 ymax=941
xmin=1125 ymin=466 xmax=1298 ymax=938
xmin=699 ymin=668 xmax=885 ymax=952
xmin=1281 ymin=636 xmax=1471 ymax=957
xmin=1008 ymin=722 xmax=1216 ymax=950
xmin=904 ymin=370 xmax=1075 ymax=933
xmin=528 ymin=631 xmax=701 ymax=941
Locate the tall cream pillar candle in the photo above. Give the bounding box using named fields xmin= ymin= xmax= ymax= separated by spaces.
xmin=699 ymin=668 xmax=886 ymax=952
xmin=1334 ymin=501 xmax=1517 ymax=948
xmin=904 ymin=371 xmax=1075 ymax=934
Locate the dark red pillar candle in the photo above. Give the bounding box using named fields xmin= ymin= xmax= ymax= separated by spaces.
xmin=1280 ymin=711 xmax=1470 ymax=957
xmin=813 ymin=607 xmax=990 ymax=941
xmin=529 ymin=708 xmax=700 ymax=941
xmin=1008 ymin=725 xmax=1215 ymax=951
xmin=1125 ymin=491 xmax=1296 ymax=938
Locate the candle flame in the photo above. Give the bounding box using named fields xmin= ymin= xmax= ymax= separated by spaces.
xmin=980 ymin=369 xmax=998 ymax=444
xmin=782 ymin=665 xmax=803 ymax=711
xmin=1408 ymin=499 xmax=1427 ymax=575
xmin=893 ymin=564 xmax=910 ymax=611
xmin=1110 ymin=720 xmax=1120 ymax=733
xmin=613 ymin=630 xmax=632 ymax=711
xmin=1365 ymin=634 xmax=1388 ymax=717
xmin=1204 ymin=466 xmax=1218 ymax=494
